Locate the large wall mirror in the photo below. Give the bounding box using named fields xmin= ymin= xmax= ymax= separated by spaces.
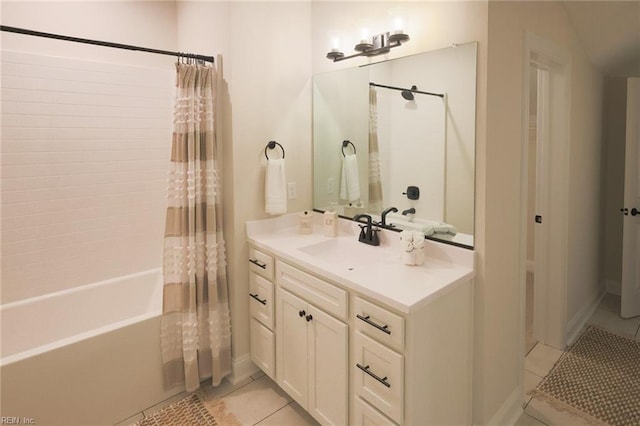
xmin=312 ymin=42 xmax=477 ymax=248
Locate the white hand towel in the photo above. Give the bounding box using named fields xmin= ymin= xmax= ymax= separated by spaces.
xmin=339 ymin=154 xmax=361 ymax=202
xmin=265 ymin=158 xmax=287 ymax=215
xmin=412 ymin=232 xmax=425 ymax=249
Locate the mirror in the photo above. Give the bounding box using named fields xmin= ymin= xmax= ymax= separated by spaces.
xmin=312 ymin=42 xmax=477 ymax=248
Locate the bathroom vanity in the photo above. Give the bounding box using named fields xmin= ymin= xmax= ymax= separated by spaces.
xmin=246 ymin=213 xmax=474 ymax=425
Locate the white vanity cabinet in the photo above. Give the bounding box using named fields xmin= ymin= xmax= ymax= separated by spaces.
xmin=276 ymin=261 xmax=349 ymax=426
xmin=246 ymin=215 xmax=474 ymax=426
xmin=248 ymin=247 xmax=276 ymax=379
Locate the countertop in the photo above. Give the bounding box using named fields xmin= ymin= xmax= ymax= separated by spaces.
xmin=246 ymin=212 xmax=474 ymax=314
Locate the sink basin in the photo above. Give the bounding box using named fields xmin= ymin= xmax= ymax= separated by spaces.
xmin=298 ymin=238 xmax=390 ymax=266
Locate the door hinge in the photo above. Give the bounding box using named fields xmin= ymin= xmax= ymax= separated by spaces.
xmin=535 ymin=215 xmax=543 ymax=224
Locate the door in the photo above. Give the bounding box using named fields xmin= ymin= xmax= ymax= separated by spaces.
xmin=307 ymin=305 xmax=348 ymax=426
xmin=533 ymin=66 xmax=550 ymax=343
xmin=276 ymin=289 xmax=308 ymax=406
xmin=622 ymin=78 xmax=640 ymax=318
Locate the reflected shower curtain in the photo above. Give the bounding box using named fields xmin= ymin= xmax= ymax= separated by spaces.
xmin=161 ymin=63 xmax=231 ymax=392
xmin=369 ymin=87 xmax=384 ymax=213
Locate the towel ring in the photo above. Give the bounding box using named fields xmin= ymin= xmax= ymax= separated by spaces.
xmin=342 ymin=140 xmax=356 ymax=157
xmin=265 ymin=140 xmax=285 ymax=160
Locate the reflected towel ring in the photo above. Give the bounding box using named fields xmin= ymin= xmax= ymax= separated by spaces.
xmin=265 ymin=140 xmax=285 ymax=160
xmin=342 ymin=140 xmax=356 ymax=157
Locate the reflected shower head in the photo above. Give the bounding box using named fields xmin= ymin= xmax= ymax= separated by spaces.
xmin=401 ymin=85 xmax=417 ymax=101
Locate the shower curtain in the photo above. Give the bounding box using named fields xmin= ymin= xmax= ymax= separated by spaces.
xmin=160 ymin=62 xmax=231 ymax=392
xmin=369 ymin=87 xmax=384 ymax=213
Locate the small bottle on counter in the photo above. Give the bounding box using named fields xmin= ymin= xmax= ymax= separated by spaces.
xmin=298 ymin=210 xmax=313 ymax=234
xmin=323 ymin=209 xmax=338 ymax=237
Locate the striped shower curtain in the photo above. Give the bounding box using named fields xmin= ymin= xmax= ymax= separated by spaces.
xmin=369 ymin=87 xmax=384 ymax=213
xmin=160 ymin=63 xmax=231 ymax=392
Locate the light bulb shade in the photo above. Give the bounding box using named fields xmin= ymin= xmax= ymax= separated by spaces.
xmin=389 ymin=32 xmax=410 ymax=44
xmin=326 ymin=50 xmax=344 ymax=61
xmin=354 ymin=42 xmax=373 ymax=53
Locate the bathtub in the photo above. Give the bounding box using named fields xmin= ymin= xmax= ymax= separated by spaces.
xmin=0 ymin=269 xmax=183 ymax=425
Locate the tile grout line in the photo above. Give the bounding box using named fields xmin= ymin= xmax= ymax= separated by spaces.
xmin=251 ymin=400 xmax=294 ymax=426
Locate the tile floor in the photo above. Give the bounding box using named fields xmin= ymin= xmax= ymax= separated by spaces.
xmin=516 ymin=293 xmax=640 ymax=426
xmin=120 ymin=293 xmax=639 ymax=426
xmin=119 ymin=370 xmax=319 ymax=426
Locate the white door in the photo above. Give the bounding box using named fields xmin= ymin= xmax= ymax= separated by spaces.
xmin=307 ymin=305 xmax=348 ymax=426
xmin=276 ymin=289 xmax=308 ymax=406
xmin=533 ymin=66 xmax=550 ymax=343
xmin=622 ymin=78 xmax=640 ymax=318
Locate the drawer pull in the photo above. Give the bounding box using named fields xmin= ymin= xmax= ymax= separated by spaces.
xmin=249 ymin=293 xmax=267 ymax=305
xmin=249 ymin=258 xmax=267 ymax=269
xmin=356 ymin=363 xmax=391 ymax=388
xmin=356 ymin=314 xmax=391 ymax=335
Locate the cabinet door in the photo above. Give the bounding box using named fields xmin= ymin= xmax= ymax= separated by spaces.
xmin=276 ymin=289 xmax=308 ymax=407
xmin=354 ymin=397 xmax=397 ymax=426
xmin=307 ymin=305 xmax=348 ymax=426
xmin=250 ymin=318 xmax=275 ymax=379
xmin=354 ymin=332 xmax=404 ymax=424
xmin=249 ymin=273 xmax=274 ymax=329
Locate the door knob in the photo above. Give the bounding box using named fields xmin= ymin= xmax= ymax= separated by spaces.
xmin=299 ymin=310 xmax=306 ymax=317
xmin=632 ymin=208 xmax=639 ymax=216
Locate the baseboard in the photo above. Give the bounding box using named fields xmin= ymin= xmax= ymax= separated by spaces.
xmin=565 ymin=288 xmax=606 ymax=346
xmin=527 ymin=260 xmax=535 ymax=273
xmin=483 ymin=387 xmax=522 ymax=426
xmin=227 ymin=353 xmax=259 ymax=385
xmin=605 ymin=279 xmax=621 ymax=296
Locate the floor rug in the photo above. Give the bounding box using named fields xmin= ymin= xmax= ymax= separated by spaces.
xmin=134 ymin=394 xmax=217 ymax=426
xmin=534 ymin=326 xmax=640 ymax=426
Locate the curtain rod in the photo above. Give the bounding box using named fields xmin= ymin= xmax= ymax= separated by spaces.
xmin=369 ymin=82 xmax=444 ymax=98
xmin=0 ymin=25 xmax=214 ymax=63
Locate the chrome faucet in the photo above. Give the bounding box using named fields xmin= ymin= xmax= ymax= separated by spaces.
xmin=353 ymin=214 xmax=380 ymax=246
xmin=380 ymin=206 xmax=398 ymax=227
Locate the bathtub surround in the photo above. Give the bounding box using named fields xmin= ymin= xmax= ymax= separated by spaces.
xmin=161 ymin=63 xmax=232 ymax=391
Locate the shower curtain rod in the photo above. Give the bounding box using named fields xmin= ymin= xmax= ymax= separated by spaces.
xmin=369 ymin=82 xmax=444 ymax=98
xmin=0 ymin=25 xmax=214 ymax=63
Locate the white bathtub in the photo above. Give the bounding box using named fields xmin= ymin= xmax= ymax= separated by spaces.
xmin=0 ymin=269 xmax=183 ymax=425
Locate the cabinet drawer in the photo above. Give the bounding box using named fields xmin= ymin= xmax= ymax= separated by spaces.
xmin=276 ymin=261 xmax=348 ymax=320
xmin=249 ymin=247 xmax=274 ymax=280
xmin=354 ymin=332 xmax=403 ymax=425
xmin=250 ymin=318 xmax=275 ymax=379
xmin=353 ymin=396 xmax=397 ymax=426
xmin=354 ymin=297 xmax=404 ymax=352
xmin=249 ymin=273 xmax=274 ymax=329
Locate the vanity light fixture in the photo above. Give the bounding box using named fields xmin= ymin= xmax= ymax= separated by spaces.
xmin=326 ymin=30 xmax=410 ymax=62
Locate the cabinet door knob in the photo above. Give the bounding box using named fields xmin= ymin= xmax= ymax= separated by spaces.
xmin=299 ymin=310 xmax=306 ymax=317
xmin=306 ymin=314 xmax=313 ymax=322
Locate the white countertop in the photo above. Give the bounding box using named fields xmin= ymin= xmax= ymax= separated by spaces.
xmin=246 ymin=212 xmax=475 ymax=314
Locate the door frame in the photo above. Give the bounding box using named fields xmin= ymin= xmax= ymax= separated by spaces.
xmin=518 ymin=31 xmax=572 ymax=402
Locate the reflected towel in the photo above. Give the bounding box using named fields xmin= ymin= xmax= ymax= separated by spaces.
xmin=340 ymin=154 xmax=361 ymax=202
xmin=265 ymin=159 xmax=287 ymax=215
xmin=423 ymin=222 xmax=457 ymax=237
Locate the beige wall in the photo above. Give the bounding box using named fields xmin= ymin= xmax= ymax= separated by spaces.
xmin=482 ymin=1 xmax=603 ymax=422
xmin=176 ymin=1 xmax=313 ymax=366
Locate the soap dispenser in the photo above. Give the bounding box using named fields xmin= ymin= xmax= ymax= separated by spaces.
xmin=323 ymin=207 xmax=338 ymax=237
xmin=298 ymin=211 xmax=313 ymax=234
